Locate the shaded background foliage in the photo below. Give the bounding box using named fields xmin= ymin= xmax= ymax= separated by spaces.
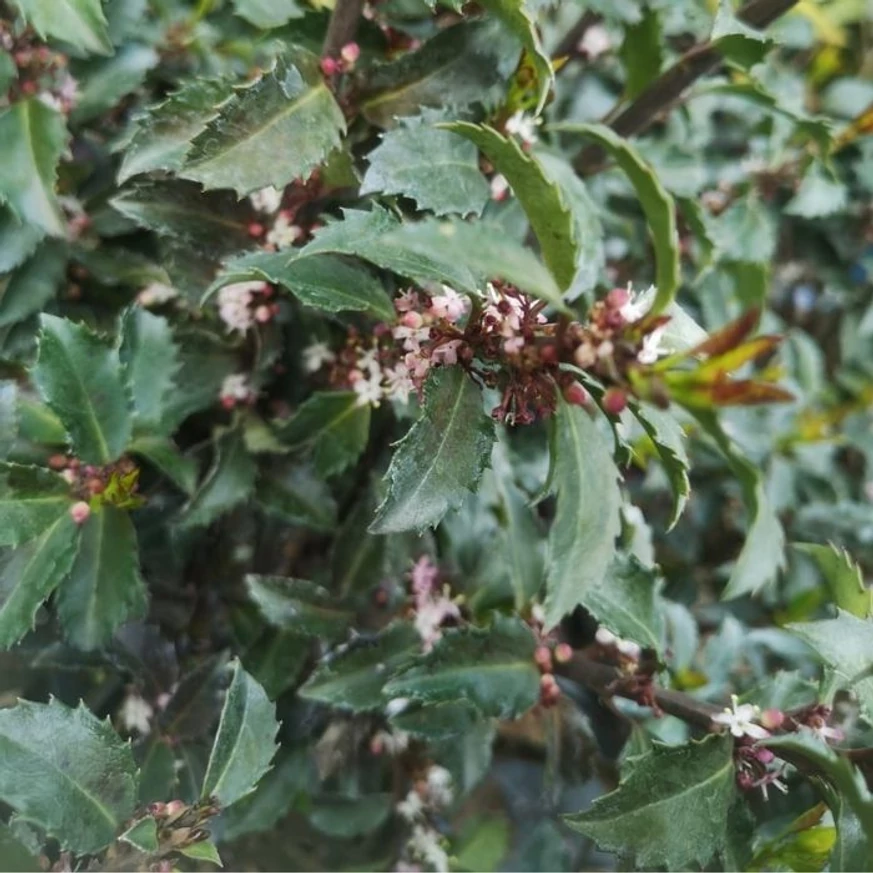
xmin=0 ymin=0 xmax=873 ymax=870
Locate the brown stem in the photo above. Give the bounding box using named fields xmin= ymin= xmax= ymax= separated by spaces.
xmin=322 ymin=0 xmax=364 ymax=58
xmin=573 ymin=0 xmax=800 ymax=173
xmin=552 ymin=10 xmax=600 ymax=62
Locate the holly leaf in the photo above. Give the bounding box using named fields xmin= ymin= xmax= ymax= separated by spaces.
xmin=0 ymin=698 xmax=137 ymax=853
xmin=0 ymin=463 xmax=72 ymax=547
xmin=200 ymin=660 xmax=279 ymax=807
xmin=786 ymin=162 xmax=848 ymax=219
xmin=256 ymin=462 xmax=336 ymax=531
xmin=382 ymin=217 xmax=568 ymax=311
xmin=231 ymin=0 xmax=303 ymax=28
xmin=118 ymin=78 xmax=234 ymax=184
xmin=0 ymin=241 xmax=67 ymax=330
xmin=712 ymin=0 xmax=774 ymax=68
xmin=361 ymin=116 xmax=490 ymax=217
xmin=795 ymin=543 xmax=872 ymax=619
xmin=277 ymin=392 xmax=370 ymax=479
xmin=0 ymin=206 xmax=44 ymax=273
xmin=384 ymin=615 xmax=540 ymax=719
xmin=0 ymin=100 xmax=68 ymax=237
xmin=128 ymin=436 xmax=198 ymax=495
xmin=180 ymin=840 xmax=223 ymax=866
xmin=565 ymin=735 xmax=735 ymax=869
xmin=543 ymin=400 xmax=622 ymax=629
xmin=0 ymin=513 xmax=79 ymax=648
xmin=181 ymin=58 xmax=345 ymax=196
xmin=245 ymin=575 xmax=352 ymax=640
xmin=182 ymin=429 xmax=257 ymax=530
xmin=550 ymin=123 xmax=680 ymax=315
xmin=33 ymin=315 xmax=132 ymax=465
xmin=299 ymin=621 xmax=420 ymax=712
xmin=787 ymin=610 xmax=873 ymax=721
xmin=10 ymin=0 xmax=112 ymax=55
xmin=119 ymin=816 xmax=158 ymax=853
xmin=210 ymin=252 xmax=394 ymax=321
xmin=370 ymin=367 xmax=495 ymax=534
xmin=301 ymin=206 xmax=479 ymax=291
xmin=56 ymin=506 xmax=147 ymax=650
xmin=445 ymin=123 xmax=578 ymax=291
xmin=360 ymin=19 xmax=521 ymax=128
xmin=119 ymin=308 xmax=180 ymax=436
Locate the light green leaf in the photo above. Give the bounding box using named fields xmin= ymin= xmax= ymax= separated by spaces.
xmin=370 ymin=367 xmax=495 ymax=534
xmin=361 ymin=19 xmax=521 ymax=128
xmin=33 ymin=315 xmax=132 ymax=464
xmin=549 ymin=123 xmax=680 ymax=315
xmin=445 ymin=123 xmax=578 ymax=291
xmin=0 ymin=698 xmax=137 ymax=853
xmin=128 ymin=436 xmax=198 ymax=495
xmin=787 ymin=610 xmax=873 ymax=721
xmin=182 ymin=429 xmax=257 ymax=530
xmin=0 ymin=463 xmax=71 ymax=547
xmin=619 ymin=8 xmax=662 ymax=100
xmin=180 ymin=839 xmax=223 ymax=866
xmin=384 ymin=615 xmax=539 ymax=719
xmin=0 ymin=100 xmax=67 ymax=236
xmin=0 ymin=513 xmax=79 ymax=648
xmin=56 ymin=506 xmax=146 ymax=650
xmin=119 ymin=816 xmax=158 ymax=853
xmin=118 ymin=78 xmax=233 ymax=183
xmin=0 ymin=206 xmax=43 ymax=273
xmin=795 ymin=543 xmax=871 ymax=618
xmin=201 ymin=660 xmax=279 ymax=807
xmin=543 ymin=399 xmax=622 ymax=629
xmin=711 ymin=0 xmax=773 ymax=68
xmin=361 ymin=116 xmax=490 ymax=217
xmin=231 ymin=0 xmax=303 ymax=28
xmin=210 ymin=251 xmax=394 ymax=321
xmin=477 ymin=0 xmax=552 ymax=113
xmin=10 ymin=0 xmax=112 ymax=55
xmin=299 ymin=621 xmax=420 ymax=712
xmin=565 ymin=735 xmax=735 ymax=869
xmin=181 ymin=59 xmax=345 ymax=196
xmin=786 ymin=162 xmax=848 ymax=219
xmin=708 ymin=195 xmax=777 ymax=266
xmin=632 ymin=401 xmax=690 ymax=530
xmin=245 ymin=575 xmax=352 ymax=639
xmin=382 ymin=217 xmax=567 ymax=310
xmin=119 ymin=308 xmax=180 ymax=435
xmin=277 ymin=392 xmax=370 ymax=479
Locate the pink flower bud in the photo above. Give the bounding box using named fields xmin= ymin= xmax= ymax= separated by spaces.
xmin=534 ymin=646 xmax=553 ymax=672
xmin=602 ymin=388 xmax=627 ymax=416
xmin=606 ymin=287 xmax=630 ymax=309
xmin=69 ymin=501 xmax=90 ymax=525
xmin=164 ymin=800 xmax=185 ymax=817
xmin=320 ymin=56 xmax=340 ymax=76
xmin=401 ymin=310 xmax=424 ymax=329
xmin=247 ymin=222 xmax=265 ymax=238
xmin=562 ymin=382 xmax=590 ymax=408
xmin=554 ymin=642 xmax=573 ymax=664
xmin=48 ymin=454 xmax=68 ymax=470
xmin=254 ymin=304 xmax=273 ymax=323
xmin=340 ymin=42 xmax=360 ymax=64
xmin=148 ymin=802 xmax=167 ymax=817
xmin=760 ymin=708 xmax=785 ymax=730
xmin=220 ymin=394 xmax=236 ymax=410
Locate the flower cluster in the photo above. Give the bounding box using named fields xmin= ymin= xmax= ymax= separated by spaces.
xmin=408 ymin=557 xmax=461 ymax=652
xmin=217 ymin=281 xmax=278 ymax=334
xmin=319 ymin=41 xmax=361 ymax=77
xmin=48 ymin=454 xmax=142 ymax=514
xmin=396 ymin=764 xmax=454 ymax=872
xmin=0 ymin=23 xmax=78 ymax=113
xmin=219 ymin=373 xmax=257 ymax=410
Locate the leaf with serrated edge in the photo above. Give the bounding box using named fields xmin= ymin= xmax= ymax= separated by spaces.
xmin=384 ymin=615 xmax=539 ymax=719
xmin=370 ymin=368 xmax=495 ymax=534
xmin=245 ymin=575 xmax=352 ymax=639
xmin=0 ymin=698 xmax=137 ymax=853
xmin=128 ymin=436 xmax=198 ymax=495
xmin=0 ymin=513 xmax=79 ymax=648
xmin=0 ymin=463 xmax=72 ymax=547
xmin=11 ymin=0 xmax=112 ymax=54
xmin=795 ymin=542 xmax=871 ymax=618
xmin=201 ymin=660 xmax=279 ymax=807
xmin=181 ymin=60 xmax=345 ymax=196
xmin=543 ymin=399 xmax=622 ymax=629
xmin=56 ymin=506 xmax=147 ymax=650
xmin=34 ymin=315 xmax=132 ymax=464
xmin=362 ymin=115 xmax=489 ymax=217
xmin=550 ymin=123 xmax=680 ymax=315
xmin=299 ymin=621 xmax=420 ymax=712
xmin=565 ymin=735 xmax=735 ymax=869
xmin=0 ymin=100 xmax=68 ymax=236
xmin=119 ymin=816 xmax=158 ymax=853
xmin=445 ymin=123 xmax=578 ymax=290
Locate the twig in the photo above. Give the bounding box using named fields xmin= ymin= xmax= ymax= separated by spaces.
xmin=322 ymin=0 xmax=364 ymax=58
xmin=552 ymin=10 xmax=600 ymax=62
xmin=573 ymin=0 xmax=800 ymax=173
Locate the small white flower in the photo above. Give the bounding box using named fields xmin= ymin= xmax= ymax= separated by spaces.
xmin=384 ymin=363 xmax=415 ymax=404
xmin=425 ymin=766 xmax=453 ymax=808
xmin=429 ymin=286 xmax=468 ymax=323
xmin=619 ymin=292 xmax=651 ymax=323
xmin=397 ymin=790 xmax=425 ymax=821
xmin=637 ymin=324 xmax=668 ymax=365
xmin=119 ymin=694 xmax=153 ymax=735
xmin=357 ymin=347 xmax=382 ymax=377
xmin=218 ymin=281 xmax=266 ymax=333
xmin=490 ymin=173 xmax=510 ymax=201
xmin=266 ymin=211 xmax=303 ymax=249
xmin=616 ymin=638 xmax=642 ymax=660
xmin=249 ymin=186 xmax=283 ymax=214
xmin=579 ymin=24 xmax=612 ymax=58
xmin=595 ymin=627 xmax=617 ymax=647
xmin=302 ymin=341 xmax=335 ymax=373
xmin=220 ymin=373 xmax=252 ymax=403
xmin=414 ymin=594 xmax=460 ymax=652
xmin=352 ymin=373 xmax=384 ymax=407
xmin=137 ymin=282 xmax=178 ymax=307
xmin=409 ymin=825 xmax=449 ymax=873
xmin=712 ymin=695 xmax=771 ymax=740
xmin=385 ymin=697 xmax=410 ymax=718
xmin=505 ymin=110 xmax=540 ymax=145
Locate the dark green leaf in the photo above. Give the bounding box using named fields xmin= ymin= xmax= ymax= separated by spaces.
xmin=543 ymin=400 xmax=622 ymax=629
xmin=119 ymin=816 xmax=158 ymax=853
xmin=0 ymin=463 xmax=71 ymax=547
xmin=308 ymin=794 xmax=393 ymax=838
xmin=245 ymin=575 xmax=352 ymax=639
xmin=0 ymin=207 xmax=43 ymax=273
xmin=712 ymin=0 xmax=774 ymax=68
xmin=159 ymin=655 xmax=227 ymax=741
xmin=565 ymin=735 xmax=735 ymax=869
xmin=128 ymin=436 xmax=198 ymax=495
xmin=0 ymin=242 xmax=66 ymax=329
xmin=11 ymin=0 xmax=113 ymax=54
xmin=384 ymin=615 xmax=539 ymax=719
xmin=257 ymin=462 xmax=336 ymax=531
xmin=201 ymin=660 xmax=279 ymax=807
xmin=56 ymin=506 xmax=146 ymax=650
xmin=0 ymin=821 xmax=41 ymax=872
xmin=619 ymin=8 xmax=662 ymax=100
xmin=0 ymin=698 xmax=137 ymax=853
xmin=136 ymin=736 xmax=176 ymax=805
xmin=371 ymin=367 xmax=495 ymax=533
xmin=33 ymin=315 xmax=132 ymax=464
xmin=180 ymin=839 xmax=223 ymax=866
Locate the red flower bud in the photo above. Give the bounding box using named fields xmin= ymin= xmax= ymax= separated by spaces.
xmin=606 ymin=287 xmax=630 ymax=309
xmin=760 ymin=708 xmax=785 ymax=730
xmin=247 ymin=222 xmax=265 ymax=238
xmin=562 ymin=382 xmax=590 ymax=408
xmin=47 ymin=454 xmax=68 ymax=470
xmin=320 ymin=56 xmax=341 ymax=76
xmin=534 ymin=645 xmax=553 ymax=672
xmin=602 ymin=388 xmax=627 ymax=416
